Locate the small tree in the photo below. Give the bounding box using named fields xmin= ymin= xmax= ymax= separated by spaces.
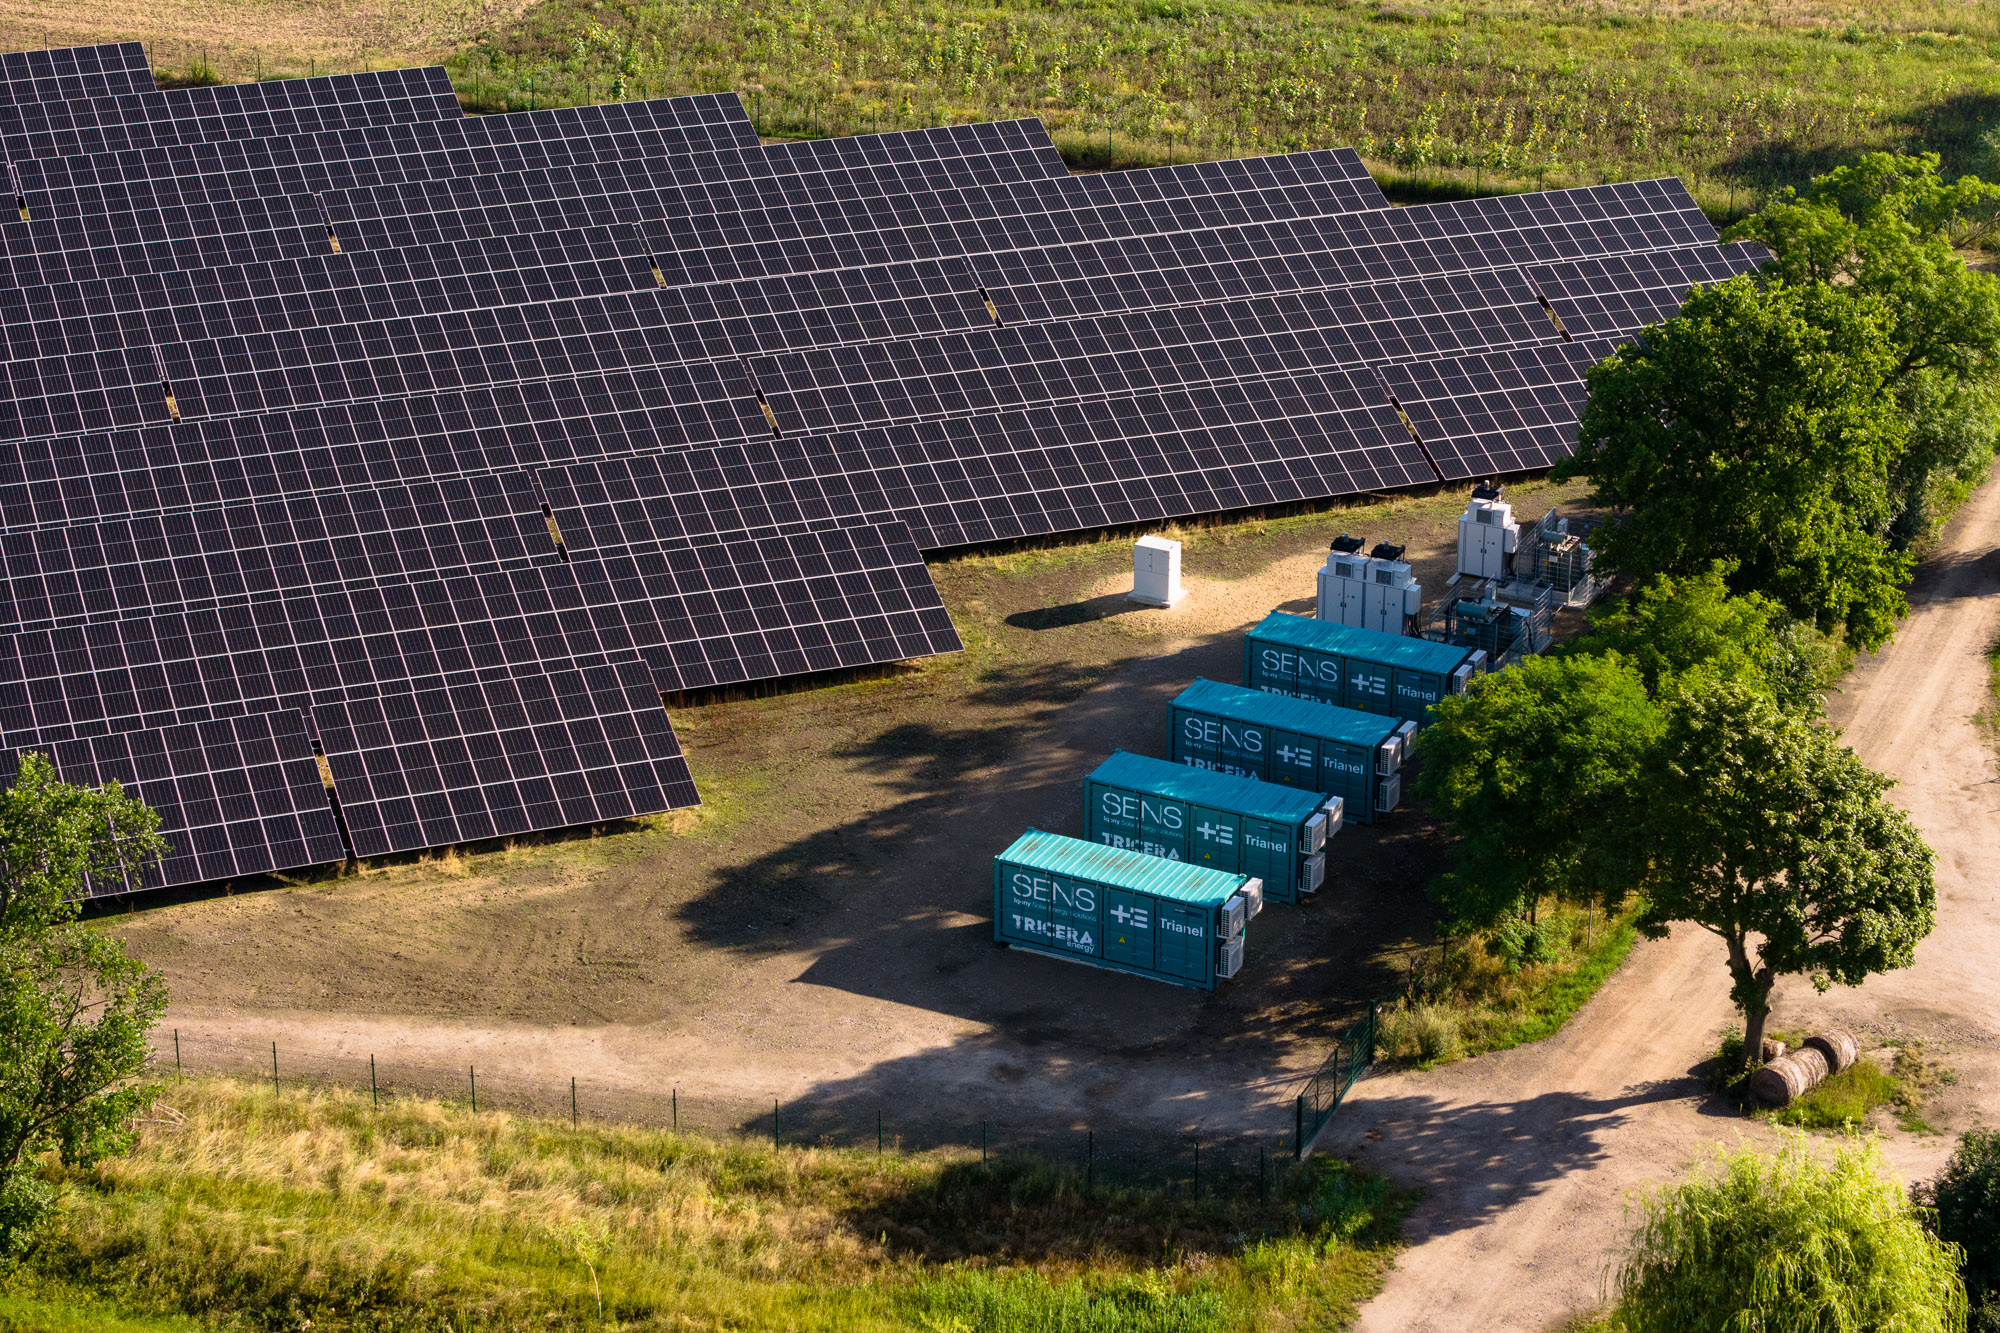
xmin=1635 ymin=681 xmax=1935 ymax=1068
xmin=1919 ymin=1130 xmax=2000 ymax=1321
xmin=0 ymin=753 xmax=168 ymax=1261
xmin=1414 ymin=654 xmax=1661 ymax=934
xmin=1554 ymin=275 xmax=1915 ymax=649
xmin=1563 ymin=565 xmax=1843 ymax=714
xmin=1616 ymin=1136 xmax=1967 ymax=1333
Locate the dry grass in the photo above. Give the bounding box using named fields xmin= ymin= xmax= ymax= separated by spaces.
xmin=9 ymin=1077 xmax=1408 ymax=1331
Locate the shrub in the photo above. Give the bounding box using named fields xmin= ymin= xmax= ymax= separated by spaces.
xmin=1919 ymin=1129 xmax=2000 ymax=1314
xmin=1765 ymin=1057 xmax=1900 ymax=1129
xmin=1614 ymin=1136 xmax=1966 ymax=1333
xmin=1378 ymin=1003 xmax=1462 ymax=1066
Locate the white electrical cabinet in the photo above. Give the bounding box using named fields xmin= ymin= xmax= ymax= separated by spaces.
xmin=1457 ymin=491 xmax=1519 ymax=581
xmin=1317 ymin=541 xmax=1421 ymax=632
xmin=1129 ymin=534 xmax=1187 ymax=607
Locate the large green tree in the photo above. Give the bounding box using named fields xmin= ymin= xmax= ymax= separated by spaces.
xmin=1555 ymin=274 xmax=1915 ymax=648
xmin=1413 ymin=653 xmax=1661 ymax=934
xmin=0 ymin=754 xmax=169 ymax=1261
xmin=1634 ymin=681 xmax=1935 ymax=1068
xmin=1730 ymin=152 xmax=2000 ymax=545
xmin=1562 ymin=565 xmax=1843 ymax=714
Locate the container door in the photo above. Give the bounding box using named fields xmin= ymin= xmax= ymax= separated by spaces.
xmin=1090 ymin=784 xmax=1143 ymax=853
xmin=1295 ymin=647 xmax=1342 ymax=706
xmin=1240 ymin=817 xmax=1291 ymax=902
xmin=1319 ymin=742 xmax=1372 ymax=820
xmin=1392 ymin=667 xmax=1442 ymax=723
xmin=1102 ymin=888 xmax=1155 ymax=970
xmin=1155 ymin=902 xmax=1211 ymax=982
xmin=1049 ymin=873 xmax=1102 ymax=957
xmin=1269 ymin=730 xmax=1318 ymax=789
xmin=1138 ymin=794 xmax=1190 ymax=860
xmin=995 ymin=863 xmax=1054 ymax=947
xmin=1217 ymin=717 xmax=1267 ymax=779
xmin=1344 ymin=656 xmax=1392 ymax=716
xmin=1173 ymin=708 xmax=1221 ymax=769
xmin=1191 ymin=806 xmax=1241 ymax=870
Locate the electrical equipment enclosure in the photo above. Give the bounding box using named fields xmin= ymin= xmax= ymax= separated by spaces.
xmin=1317 ymin=546 xmax=1421 ymax=633
xmin=993 ymin=829 xmax=1258 ymax=990
xmin=1458 ymin=488 xmax=1520 ymax=581
xmin=1244 ymin=611 xmax=1484 ymax=726
xmin=1084 ymin=750 xmax=1342 ymax=904
xmin=1130 ymin=535 xmax=1187 ymax=607
xmin=1168 ymin=678 xmax=1405 ymax=822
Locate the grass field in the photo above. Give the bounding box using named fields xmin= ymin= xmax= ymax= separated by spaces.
xmin=0 ymin=1077 xmax=1408 ymax=1332
xmin=5 ymin=2 xmax=2000 ymax=210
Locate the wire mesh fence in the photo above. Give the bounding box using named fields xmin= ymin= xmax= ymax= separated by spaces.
xmin=1297 ymin=1003 xmax=1378 ymax=1157
xmin=151 ymin=1029 xmax=1308 ymax=1200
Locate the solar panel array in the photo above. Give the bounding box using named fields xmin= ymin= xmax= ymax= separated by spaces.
xmin=0 ymin=43 xmax=1760 ymax=893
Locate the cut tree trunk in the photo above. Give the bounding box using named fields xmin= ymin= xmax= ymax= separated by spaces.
xmin=1747 ymin=1048 xmax=1830 ymax=1108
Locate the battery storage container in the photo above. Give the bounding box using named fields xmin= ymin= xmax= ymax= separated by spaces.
xmin=1083 ymin=751 xmax=1342 ymax=904
xmin=1243 ymin=611 xmax=1485 ymax=726
xmin=993 ymin=829 xmax=1259 ymax=990
xmin=1168 ymin=678 xmax=1411 ymax=821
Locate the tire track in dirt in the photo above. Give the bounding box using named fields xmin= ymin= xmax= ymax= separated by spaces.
xmin=1330 ymin=466 xmax=2000 ymax=1332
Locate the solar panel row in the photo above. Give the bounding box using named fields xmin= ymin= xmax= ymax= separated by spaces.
xmin=0 ymin=45 xmax=1759 ymax=895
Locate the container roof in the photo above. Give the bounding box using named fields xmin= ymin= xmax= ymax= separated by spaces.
xmin=996 ymin=829 xmax=1251 ymax=905
xmin=1087 ymin=751 xmax=1331 ymax=823
xmin=1172 ymin=678 xmax=1402 ymax=745
xmin=1249 ymin=611 xmax=1475 ymax=674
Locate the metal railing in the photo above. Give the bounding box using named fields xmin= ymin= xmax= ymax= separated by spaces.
xmin=1295 ymin=1002 xmax=1377 ymax=1158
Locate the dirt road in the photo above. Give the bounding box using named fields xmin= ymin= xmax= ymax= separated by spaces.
xmin=1331 ymin=467 xmax=2000 ymax=1331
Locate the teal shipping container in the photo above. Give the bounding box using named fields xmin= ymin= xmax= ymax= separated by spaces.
xmin=1083 ymin=751 xmax=1342 ymax=904
xmin=1243 ymin=611 xmax=1485 ymax=725
xmin=1169 ymin=678 xmax=1411 ymax=822
xmin=993 ymin=829 xmax=1257 ymax=990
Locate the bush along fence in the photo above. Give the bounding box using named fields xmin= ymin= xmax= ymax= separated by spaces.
xmin=152 ymin=1027 xmax=1372 ymax=1197
xmin=1297 ymin=1003 xmax=1379 ymax=1158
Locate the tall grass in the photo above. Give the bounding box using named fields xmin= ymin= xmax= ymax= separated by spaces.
xmin=450 ymin=0 xmax=2000 ymax=201
xmin=9 ymin=1077 xmax=1408 ymax=1331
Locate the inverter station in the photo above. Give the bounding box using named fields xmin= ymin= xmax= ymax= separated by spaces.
xmin=0 ymin=42 xmax=1759 ymax=896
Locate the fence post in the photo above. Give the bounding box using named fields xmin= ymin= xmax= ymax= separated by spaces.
xmin=1295 ymin=1095 xmax=1305 ymax=1161
xmin=773 ymin=1099 xmax=779 ymax=1150
xmin=1085 ymin=1131 xmax=1094 ymax=1191
xmin=173 ymin=1029 xmax=181 ymax=1081
xmin=670 ymin=1085 xmax=676 ymax=1133
xmin=469 ymin=1066 xmax=476 ymax=1114
xmin=572 ymin=1077 xmax=579 ymax=1130
xmin=370 ymin=1055 xmax=378 ymax=1109
xmin=982 ymin=1120 xmax=988 ymax=1165
xmin=877 ymin=1111 xmax=883 ymax=1154
xmin=1193 ymin=1138 xmax=1200 ymax=1194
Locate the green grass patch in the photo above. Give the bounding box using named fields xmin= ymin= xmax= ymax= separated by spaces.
xmin=1765 ymin=1057 xmax=1901 ymax=1129
xmin=0 ymin=1293 xmax=213 ymax=1333
xmin=9 ymin=1077 xmax=1411 ymax=1333
xmin=455 ymin=0 xmax=2000 ymax=208
xmin=1378 ymin=906 xmax=1641 ymax=1067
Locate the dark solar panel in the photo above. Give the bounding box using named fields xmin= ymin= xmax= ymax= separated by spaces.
xmin=0 ymin=41 xmax=1758 ymax=893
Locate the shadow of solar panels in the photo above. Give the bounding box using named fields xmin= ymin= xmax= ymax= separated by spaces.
xmin=309 ymin=655 xmax=697 ymax=858
xmin=0 ymin=42 xmax=152 ymax=106
xmin=44 ymin=708 xmax=347 ymax=888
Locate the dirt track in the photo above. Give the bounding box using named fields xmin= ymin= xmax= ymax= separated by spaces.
xmin=1331 ymin=467 xmax=2000 ymax=1331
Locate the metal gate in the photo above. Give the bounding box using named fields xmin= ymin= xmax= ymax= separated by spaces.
xmin=1296 ymin=1002 xmax=1377 ymax=1158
